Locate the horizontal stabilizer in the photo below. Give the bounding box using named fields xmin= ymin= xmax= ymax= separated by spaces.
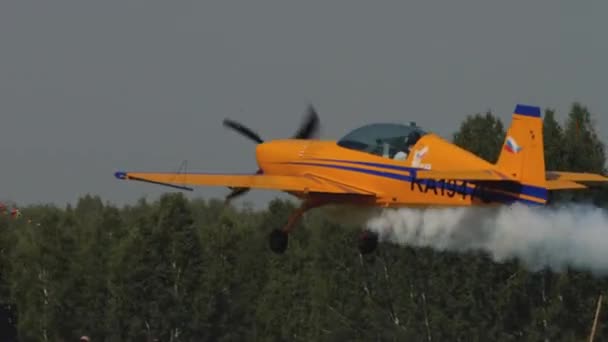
xmin=545 ymin=179 xmax=587 ymax=190
xmin=546 ymin=171 xmax=608 ymax=182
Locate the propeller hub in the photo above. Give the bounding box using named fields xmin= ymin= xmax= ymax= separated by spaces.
xmin=222 ymin=104 xmax=320 ymax=202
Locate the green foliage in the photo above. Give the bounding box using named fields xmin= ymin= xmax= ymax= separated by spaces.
xmin=0 ymin=101 xmax=607 ymax=340
xmin=543 ymin=108 xmax=567 ymax=171
xmin=562 ymin=102 xmax=606 ymax=173
xmin=452 ymin=110 xmax=505 ymax=163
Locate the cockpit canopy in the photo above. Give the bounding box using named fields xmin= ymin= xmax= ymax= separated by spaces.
xmin=337 ymin=122 xmax=428 ymax=159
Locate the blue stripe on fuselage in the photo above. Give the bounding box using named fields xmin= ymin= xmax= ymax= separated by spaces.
xmin=284 ymin=161 xmax=545 ymax=205
xmin=308 ymin=158 xmax=417 ymax=172
xmin=300 ymin=158 xmax=548 ymax=201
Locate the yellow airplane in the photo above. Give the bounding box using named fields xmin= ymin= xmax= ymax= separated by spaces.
xmin=114 ymin=104 xmax=608 ymax=254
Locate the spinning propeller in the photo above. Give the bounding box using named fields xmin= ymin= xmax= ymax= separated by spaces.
xmin=221 ymin=105 xmax=320 ymax=203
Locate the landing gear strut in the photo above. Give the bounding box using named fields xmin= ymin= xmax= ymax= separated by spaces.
xmin=358 ymin=229 xmax=378 ymax=255
xmin=268 ymin=199 xmax=317 ymax=254
xmin=267 ymin=196 xmax=379 ymax=255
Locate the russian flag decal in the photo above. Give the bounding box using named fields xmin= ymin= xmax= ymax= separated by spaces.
xmin=503 ymin=136 xmax=522 ymax=153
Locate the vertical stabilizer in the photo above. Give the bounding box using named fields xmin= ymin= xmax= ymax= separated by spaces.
xmin=495 ymin=104 xmax=547 ymax=200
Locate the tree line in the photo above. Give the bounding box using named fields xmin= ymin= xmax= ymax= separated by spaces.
xmin=0 ymin=102 xmax=607 ymax=341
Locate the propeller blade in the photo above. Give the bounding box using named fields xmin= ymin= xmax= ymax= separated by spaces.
xmin=223 ymin=106 xmax=319 ymax=203
xmin=223 ymin=169 xmax=263 ymax=203
xmin=223 ymin=119 xmax=264 ymax=144
xmin=224 ymin=187 xmax=250 ymax=203
xmin=292 ymin=105 xmax=320 ymax=139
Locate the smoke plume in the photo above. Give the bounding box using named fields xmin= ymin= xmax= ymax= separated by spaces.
xmin=366 ymin=203 xmax=608 ymax=275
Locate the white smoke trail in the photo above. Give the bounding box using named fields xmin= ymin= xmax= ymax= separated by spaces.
xmin=366 ymin=203 xmax=608 ymax=275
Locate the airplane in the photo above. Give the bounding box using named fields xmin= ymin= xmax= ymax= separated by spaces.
xmin=114 ymin=104 xmax=608 ymax=255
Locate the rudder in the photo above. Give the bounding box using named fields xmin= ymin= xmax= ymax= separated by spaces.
xmin=495 ymin=104 xmax=547 ymax=199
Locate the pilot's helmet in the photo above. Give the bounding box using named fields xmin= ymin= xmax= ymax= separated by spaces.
xmin=407 ymin=131 xmax=422 ymax=146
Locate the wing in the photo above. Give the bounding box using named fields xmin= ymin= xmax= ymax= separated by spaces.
xmin=412 ymin=169 xmax=513 ymax=181
xmin=114 ymin=171 xmax=377 ymax=195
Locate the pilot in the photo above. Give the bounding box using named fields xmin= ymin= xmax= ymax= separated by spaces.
xmin=393 ymin=150 xmax=407 ymax=160
xmin=393 ymin=131 xmax=422 ymax=161
xmin=405 ymin=131 xmax=422 ymax=152
xmin=392 ymin=137 xmax=410 ymax=160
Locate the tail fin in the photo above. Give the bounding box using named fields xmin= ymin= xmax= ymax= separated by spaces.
xmin=495 ymin=104 xmax=547 ymax=191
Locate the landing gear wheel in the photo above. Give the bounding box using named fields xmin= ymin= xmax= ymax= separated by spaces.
xmin=269 ymin=229 xmax=288 ymax=254
xmin=358 ymin=229 xmax=378 ymax=255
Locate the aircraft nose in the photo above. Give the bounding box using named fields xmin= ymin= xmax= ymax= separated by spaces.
xmin=255 ymin=140 xmax=303 ymax=166
xmin=255 ymin=141 xmax=279 ymax=164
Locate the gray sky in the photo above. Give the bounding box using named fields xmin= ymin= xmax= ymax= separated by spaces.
xmin=1 ymin=1 xmax=607 ymax=208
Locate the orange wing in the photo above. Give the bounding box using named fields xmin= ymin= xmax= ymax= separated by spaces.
xmin=114 ymin=171 xmax=377 ymax=195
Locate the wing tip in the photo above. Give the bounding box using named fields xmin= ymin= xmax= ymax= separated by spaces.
xmin=114 ymin=171 xmax=127 ymax=180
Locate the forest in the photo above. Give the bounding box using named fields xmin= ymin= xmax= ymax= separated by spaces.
xmin=1 ymin=102 xmax=607 ymax=341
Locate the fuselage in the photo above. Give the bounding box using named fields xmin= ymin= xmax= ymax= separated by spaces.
xmin=255 ymin=135 xmax=547 ymax=207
